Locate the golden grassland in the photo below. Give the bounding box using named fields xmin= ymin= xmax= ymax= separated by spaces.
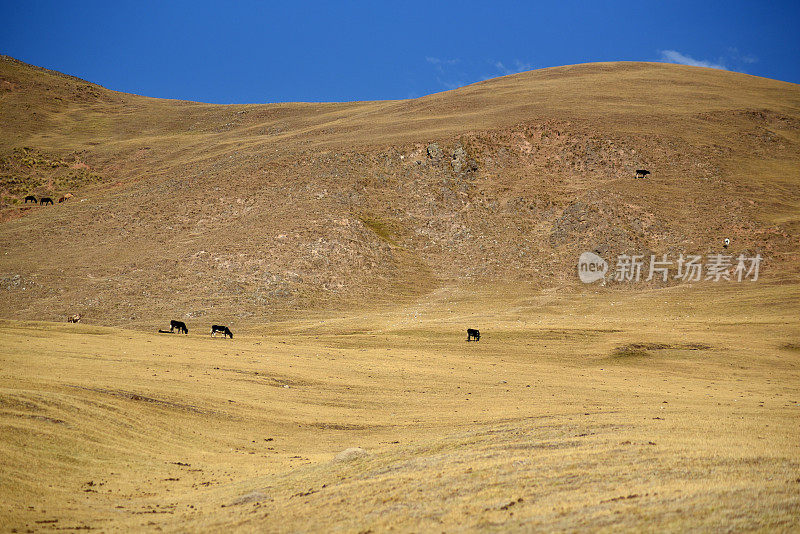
xmin=1 ymin=281 xmax=798 ymax=531
xmin=1 ymin=56 xmax=800 ymax=531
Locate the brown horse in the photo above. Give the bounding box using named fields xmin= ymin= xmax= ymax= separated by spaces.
xmin=58 ymin=193 xmax=74 ymax=203
xmin=40 ymin=197 xmax=54 ymax=206
xmin=67 ymin=313 xmax=82 ymax=323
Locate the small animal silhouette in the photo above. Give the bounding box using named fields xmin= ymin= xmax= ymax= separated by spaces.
xmin=67 ymin=313 xmax=82 ymax=323
xmin=24 ymin=195 xmax=37 ymax=204
xmin=635 ymin=169 xmax=651 ymax=178
xmin=40 ymin=197 xmax=54 ymax=205
xmin=466 ymin=328 xmax=480 ymax=342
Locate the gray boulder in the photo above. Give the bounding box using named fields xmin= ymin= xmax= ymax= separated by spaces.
xmin=427 ymin=143 xmax=443 ymax=160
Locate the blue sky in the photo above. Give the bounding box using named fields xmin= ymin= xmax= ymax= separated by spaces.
xmin=1 ymin=1 xmax=798 ymax=104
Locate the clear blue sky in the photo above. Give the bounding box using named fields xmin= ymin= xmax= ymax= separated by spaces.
xmin=1 ymin=1 xmax=798 ymax=104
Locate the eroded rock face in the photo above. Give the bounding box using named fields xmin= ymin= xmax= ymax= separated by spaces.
xmin=450 ymin=144 xmax=478 ymax=175
xmin=427 ymin=143 xmax=443 ymax=160
xmin=550 ymin=202 xmax=592 ymax=247
xmin=453 ymin=145 xmax=466 ymax=158
xmin=550 ymin=198 xmax=634 ymax=252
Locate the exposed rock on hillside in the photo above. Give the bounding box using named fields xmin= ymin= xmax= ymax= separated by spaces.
xmin=0 ymin=57 xmax=797 ymax=324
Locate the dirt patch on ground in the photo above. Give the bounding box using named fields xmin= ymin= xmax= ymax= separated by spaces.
xmin=611 ymin=342 xmax=712 ymax=358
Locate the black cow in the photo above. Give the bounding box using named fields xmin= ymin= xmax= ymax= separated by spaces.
xmin=170 ymin=320 xmax=188 ymax=334
xmin=635 ymin=169 xmax=650 ymax=178
xmin=466 ymin=328 xmax=480 ymax=342
xmin=211 ymin=325 xmax=233 ymax=338
xmin=24 ymin=195 xmax=37 ymax=204
xmin=40 ymin=197 xmax=54 ymax=205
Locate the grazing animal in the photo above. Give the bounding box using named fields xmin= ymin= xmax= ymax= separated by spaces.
xmin=170 ymin=320 xmax=188 ymax=334
xmin=466 ymin=328 xmax=480 ymax=342
xmin=24 ymin=195 xmax=37 ymax=204
xmin=58 ymin=193 xmax=74 ymax=203
xmin=635 ymin=169 xmax=650 ymax=178
xmin=40 ymin=197 xmax=54 ymax=205
xmin=67 ymin=313 xmax=82 ymax=323
xmin=211 ymin=325 xmax=233 ymax=338
xmin=723 ymin=238 xmax=730 ymax=249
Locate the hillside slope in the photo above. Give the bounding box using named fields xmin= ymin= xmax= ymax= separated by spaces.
xmin=0 ymin=56 xmax=798 ymax=326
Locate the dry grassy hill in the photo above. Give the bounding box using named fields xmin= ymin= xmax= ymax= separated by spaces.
xmin=1 ymin=56 xmax=799 ymax=532
xmin=1 ymin=55 xmax=799 ymax=327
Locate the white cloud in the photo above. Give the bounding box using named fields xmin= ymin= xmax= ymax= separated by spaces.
xmin=659 ymin=50 xmax=727 ymax=70
xmin=425 ymin=56 xmax=463 ymax=90
xmin=425 ymin=56 xmax=533 ymax=92
xmin=425 ymin=57 xmax=459 ymax=66
xmin=435 ymin=77 xmax=459 ymax=90
xmin=728 ymin=47 xmax=759 ymax=65
xmin=493 ymin=59 xmax=533 ymax=76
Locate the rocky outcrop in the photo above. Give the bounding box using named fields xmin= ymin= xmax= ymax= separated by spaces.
xmin=426 ymin=143 xmax=443 ymax=160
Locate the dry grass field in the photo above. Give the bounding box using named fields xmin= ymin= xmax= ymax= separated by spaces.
xmin=1 ymin=281 xmax=799 ymax=531
xmin=1 ymin=56 xmax=799 ymax=531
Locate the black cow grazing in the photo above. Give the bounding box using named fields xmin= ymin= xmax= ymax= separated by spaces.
xmin=466 ymin=328 xmax=480 ymax=342
xmin=211 ymin=325 xmax=233 ymax=338
xmin=40 ymin=197 xmax=54 ymax=205
xmin=24 ymin=195 xmax=37 ymax=204
xmin=635 ymin=169 xmax=651 ymax=179
xmin=170 ymin=320 xmax=188 ymax=334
